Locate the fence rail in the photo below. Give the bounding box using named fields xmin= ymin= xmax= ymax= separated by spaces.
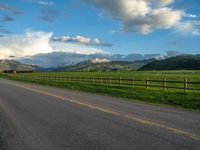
xmin=16 ymin=75 xmax=200 ymax=93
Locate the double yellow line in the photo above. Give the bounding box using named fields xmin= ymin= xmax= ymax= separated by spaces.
xmin=1 ymin=80 xmax=200 ymax=141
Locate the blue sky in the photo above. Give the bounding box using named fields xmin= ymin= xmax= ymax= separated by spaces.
xmin=0 ymin=0 xmax=200 ymax=60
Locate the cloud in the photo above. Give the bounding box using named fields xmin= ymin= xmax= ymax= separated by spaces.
xmin=168 ymin=41 xmax=180 ymax=47
xmin=183 ymin=12 xmax=198 ymax=18
xmin=0 ymin=31 xmax=53 ymax=59
xmin=52 ymin=35 xmax=113 ymax=47
xmin=0 ymin=4 xmax=23 ymax=15
xmin=84 ymin=0 xmax=199 ymax=35
xmin=0 ymin=30 xmax=109 ymax=59
xmin=20 ymin=52 xmax=111 ymax=67
xmin=39 ymin=8 xmax=59 ymax=22
xmin=0 ymin=15 xmax=15 ymax=22
xmin=174 ymin=21 xmax=200 ymax=36
xmin=0 ymin=4 xmax=23 ymax=27
xmin=0 ymin=26 xmax=10 ymax=34
xmin=166 ymin=51 xmax=183 ymax=57
xmin=19 ymin=51 xmax=161 ymax=68
xmin=0 ymin=4 xmax=17 ymax=11
xmin=51 ymin=41 xmax=109 ymax=54
xmin=26 ymin=0 xmax=54 ymax=6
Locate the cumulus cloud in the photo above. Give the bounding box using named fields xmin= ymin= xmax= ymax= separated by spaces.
xmin=51 ymin=42 xmax=109 ymax=54
xmin=84 ymin=0 xmax=199 ymax=35
xmin=0 ymin=30 xmax=109 ymax=59
xmin=0 ymin=31 xmax=53 ymax=59
xmin=52 ymin=35 xmax=113 ymax=47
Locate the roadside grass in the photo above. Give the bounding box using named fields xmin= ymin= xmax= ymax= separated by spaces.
xmin=1 ymin=72 xmax=200 ymax=111
xmin=15 ymin=71 xmax=200 ymax=93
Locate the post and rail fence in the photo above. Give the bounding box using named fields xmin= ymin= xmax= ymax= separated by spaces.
xmin=15 ymin=75 xmax=200 ymax=94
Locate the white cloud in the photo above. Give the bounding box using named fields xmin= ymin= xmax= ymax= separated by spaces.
xmin=0 ymin=30 xmax=109 ymax=59
xmin=183 ymin=13 xmax=198 ymax=18
xmin=0 ymin=31 xmax=53 ymax=59
xmin=151 ymin=0 xmax=174 ymax=7
xmin=84 ymin=0 xmax=199 ymax=35
xmin=51 ymin=42 xmax=109 ymax=54
xmin=52 ymin=35 xmax=113 ymax=47
xmin=174 ymin=21 xmax=200 ymax=36
xmin=27 ymin=0 xmax=54 ymax=6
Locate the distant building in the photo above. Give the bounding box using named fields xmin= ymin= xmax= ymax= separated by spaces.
xmin=0 ymin=68 xmax=4 ymax=73
xmin=90 ymin=58 xmax=109 ymax=63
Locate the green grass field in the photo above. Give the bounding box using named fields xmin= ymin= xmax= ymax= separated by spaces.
xmin=1 ymin=70 xmax=200 ymax=110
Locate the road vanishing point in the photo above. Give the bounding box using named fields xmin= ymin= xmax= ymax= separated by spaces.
xmin=0 ymin=78 xmax=200 ymax=150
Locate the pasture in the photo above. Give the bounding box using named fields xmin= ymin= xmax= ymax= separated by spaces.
xmin=1 ymin=70 xmax=200 ymax=110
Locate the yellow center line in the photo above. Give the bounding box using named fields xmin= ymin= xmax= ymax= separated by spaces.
xmin=1 ymin=80 xmax=200 ymax=141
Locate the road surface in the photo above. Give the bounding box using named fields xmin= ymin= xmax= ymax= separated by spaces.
xmin=0 ymin=78 xmax=200 ymax=150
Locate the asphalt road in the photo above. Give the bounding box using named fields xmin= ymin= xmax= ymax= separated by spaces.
xmin=0 ymin=78 xmax=200 ymax=150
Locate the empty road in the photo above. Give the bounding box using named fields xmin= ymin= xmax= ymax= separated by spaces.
xmin=0 ymin=78 xmax=200 ymax=150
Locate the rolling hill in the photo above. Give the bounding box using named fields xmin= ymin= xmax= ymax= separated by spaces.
xmin=54 ymin=58 xmax=155 ymax=72
xmin=140 ymin=55 xmax=200 ymax=71
xmin=0 ymin=59 xmax=40 ymax=72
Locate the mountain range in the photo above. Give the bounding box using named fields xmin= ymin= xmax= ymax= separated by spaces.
xmin=140 ymin=55 xmax=200 ymax=70
xmin=1 ymin=54 xmax=200 ymax=72
xmin=19 ymin=52 xmax=162 ymax=68
xmin=0 ymin=59 xmax=40 ymax=72
xmin=53 ymin=58 xmax=155 ymax=72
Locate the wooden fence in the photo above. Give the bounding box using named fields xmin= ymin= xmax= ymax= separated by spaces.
xmin=19 ymin=75 xmax=200 ymax=93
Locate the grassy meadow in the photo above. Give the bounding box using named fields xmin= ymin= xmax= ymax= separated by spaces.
xmin=1 ymin=70 xmax=200 ymax=110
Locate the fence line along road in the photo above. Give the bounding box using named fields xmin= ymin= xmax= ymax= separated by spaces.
xmin=16 ymin=75 xmax=200 ymax=94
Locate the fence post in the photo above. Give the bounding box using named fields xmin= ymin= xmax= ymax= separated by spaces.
xmin=184 ymin=78 xmax=188 ymax=94
xmin=132 ymin=77 xmax=134 ymax=87
xmin=119 ymin=77 xmax=122 ymax=86
xmin=163 ymin=78 xmax=167 ymax=91
xmin=101 ymin=76 xmax=103 ymax=85
xmin=110 ymin=76 xmax=112 ymax=86
xmin=93 ymin=76 xmax=94 ymax=84
xmin=146 ymin=77 xmax=149 ymax=89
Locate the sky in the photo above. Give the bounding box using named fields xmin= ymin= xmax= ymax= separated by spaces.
xmin=0 ymin=0 xmax=200 ymax=63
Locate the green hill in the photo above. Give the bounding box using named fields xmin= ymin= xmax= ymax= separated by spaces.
xmin=0 ymin=59 xmax=40 ymax=72
xmin=54 ymin=58 xmax=154 ymax=72
xmin=140 ymin=55 xmax=200 ymax=71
